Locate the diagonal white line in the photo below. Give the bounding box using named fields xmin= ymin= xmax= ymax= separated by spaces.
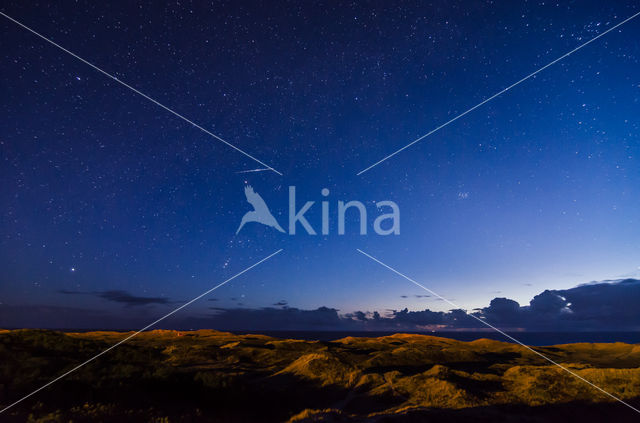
xmin=0 ymin=248 xmax=283 ymax=415
xmin=356 ymin=248 xmax=640 ymax=415
xmin=357 ymin=10 xmax=640 ymax=176
xmin=0 ymin=11 xmax=282 ymax=176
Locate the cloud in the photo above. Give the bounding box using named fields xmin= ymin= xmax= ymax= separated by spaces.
xmin=16 ymin=278 xmax=640 ymax=332
xmin=97 ymin=290 xmax=171 ymax=306
xmin=338 ymin=279 xmax=640 ymax=331
xmin=345 ymin=310 xmax=368 ymax=321
xmin=481 ymin=297 xmax=522 ymax=324
xmin=529 ymin=291 xmax=566 ymax=314
xmin=355 ymin=307 xmax=483 ymax=330
xmin=552 ymin=278 xmax=640 ymax=329
xmin=183 ymin=306 xmax=345 ymax=331
xmin=58 ymin=289 xmax=170 ymax=307
xmin=392 ymin=308 xmax=444 ymax=325
xmin=476 ymin=278 xmax=640 ymax=331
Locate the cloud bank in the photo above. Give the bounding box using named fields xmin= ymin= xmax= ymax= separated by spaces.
xmin=2 ymin=279 xmax=639 ymax=331
xmin=190 ymin=278 xmax=640 ymax=332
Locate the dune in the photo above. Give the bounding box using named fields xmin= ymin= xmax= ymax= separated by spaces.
xmin=0 ymin=329 xmax=639 ymax=422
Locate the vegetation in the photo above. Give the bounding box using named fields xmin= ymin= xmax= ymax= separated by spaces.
xmin=0 ymin=329 xmax=639 ymax=421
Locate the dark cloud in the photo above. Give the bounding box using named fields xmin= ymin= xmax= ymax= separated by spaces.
xmin=345 ymin=311 xmax=367 ymax=321
xmin=337 ymin=307 xmax=483 ymax=331
xmin=181 ymin=306 xmax=345 ymax=331
xmin=15 ymin=279 xmax=640 ymax=332
xmin=58 ymin=289 xmax=170 ymax=307
xmin=483 ymin=297 xmax=521 ymax=318
xmin=529 ymin=291 xmax=567 ymax=314
xmin=553 ymin=278 xmax=640 ymax=329
xmin=97 ymin=290 xmax=170 ymax=306
xmin=477 ymin=279 xmax=640 ymax=331
xmin=339 ymin=279 xmax=640 ymax=331
xmin=393 ymin=308 xmax=444 ymax=325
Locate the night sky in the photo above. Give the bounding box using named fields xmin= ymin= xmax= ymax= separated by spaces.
xmin=1 ymin=1 xmax=639 ymax=330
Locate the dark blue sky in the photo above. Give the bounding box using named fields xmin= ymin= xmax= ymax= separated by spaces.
xmin=1 ymin=1 xmax=639 ymax=329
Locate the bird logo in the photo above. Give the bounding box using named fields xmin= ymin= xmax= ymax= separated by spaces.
xmin=236 ymin=185 xmax=285 ymax=234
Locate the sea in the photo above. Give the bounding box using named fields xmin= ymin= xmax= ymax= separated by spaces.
xmin=230 ymin=330 xmax=640 ymax=346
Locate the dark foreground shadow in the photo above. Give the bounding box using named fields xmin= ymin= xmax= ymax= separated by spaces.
xmin=366 ymin=400 xmax=640 ymax=423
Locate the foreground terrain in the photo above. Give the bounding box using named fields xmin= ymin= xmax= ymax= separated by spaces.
xmin=0 ymin=329 xmax=639 ymax=422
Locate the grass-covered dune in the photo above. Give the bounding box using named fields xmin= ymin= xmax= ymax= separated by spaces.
xmin=1 ymin=329 xmax=639 ymax=422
